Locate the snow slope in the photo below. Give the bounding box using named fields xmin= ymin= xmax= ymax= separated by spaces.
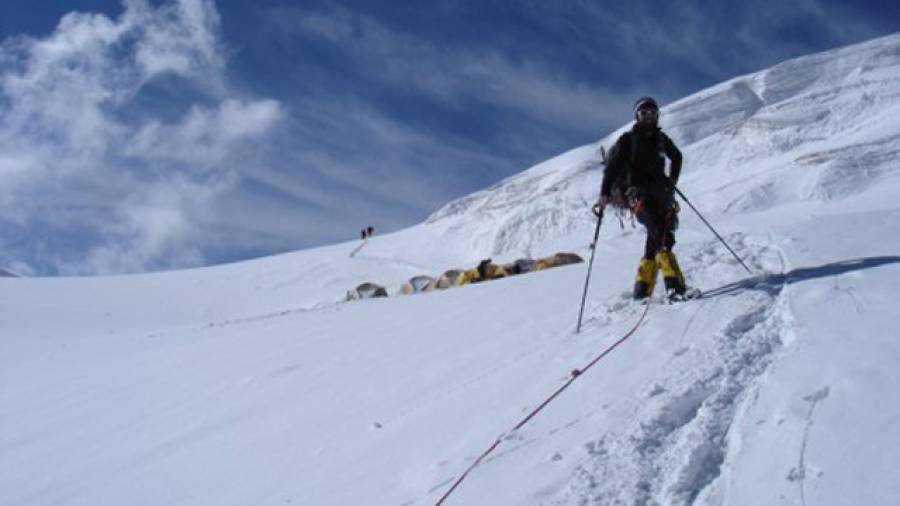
xmin=3 ymin=32 xmax=900 ymax=506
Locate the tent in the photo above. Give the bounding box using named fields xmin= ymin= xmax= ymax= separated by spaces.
xmin=398 ymin=275 xmax=436 ymax=295
xmin=425 ymin=269 xmax=463 ymax=290
xmin=346 ymin=282 xmax=388 ymax=301
xmin=532 ymin=252 xmax=583 ymax=271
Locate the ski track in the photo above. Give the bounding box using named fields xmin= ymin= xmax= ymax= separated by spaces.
xmin=788 ymin=387 xmax=830 ymax=506
xmin=203 ymin=303 xmax=336 ymax=330
xmin=544 ymin=235 xmax=792 ymax=505
xmin=349 ymin=239 xmax=369 ymax=258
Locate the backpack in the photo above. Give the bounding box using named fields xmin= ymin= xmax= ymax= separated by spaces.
xmin=602 ymin=141 xmax=630 ymax=211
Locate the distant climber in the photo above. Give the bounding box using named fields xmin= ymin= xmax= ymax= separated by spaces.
xmin=598 ymin=96 xmax=694 ymax=302
xmin=366 ymin=226 xmax=374 ymax=238
xmin=351 ymin=227 xmax=371 ymax=257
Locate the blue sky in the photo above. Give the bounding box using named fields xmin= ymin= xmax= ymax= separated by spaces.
xmin=0 ymin=0 xmax=897 ymax=275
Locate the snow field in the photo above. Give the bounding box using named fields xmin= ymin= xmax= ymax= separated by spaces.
xmin=4 ymin=31 xmax=900 ymax=506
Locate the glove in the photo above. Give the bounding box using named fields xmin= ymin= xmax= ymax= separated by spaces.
xmin=664 ymin=177 xmax=677 ymax=194
xmin=592 ymin=195 xmax=608 ymax=217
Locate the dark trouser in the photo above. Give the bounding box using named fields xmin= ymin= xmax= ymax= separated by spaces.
xmin=634 ymin=195 xmax=676 ymax=258
xmin=632 ymin=192 xmax=687 ymax=298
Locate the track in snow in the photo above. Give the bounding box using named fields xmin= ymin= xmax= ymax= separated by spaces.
xmin=544 ymin=235 xmax=791 ymax=505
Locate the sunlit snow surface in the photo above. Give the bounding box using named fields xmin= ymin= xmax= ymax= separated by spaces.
xmin=3 ymin=33 xmax=900 ymax=506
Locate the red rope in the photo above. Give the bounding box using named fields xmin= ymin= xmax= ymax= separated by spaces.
xmin=433 ymin=301 xmax=652 ymax=505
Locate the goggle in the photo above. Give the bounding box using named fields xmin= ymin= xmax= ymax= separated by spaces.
xmin=636 ymin=108 xmax=659 ymax=120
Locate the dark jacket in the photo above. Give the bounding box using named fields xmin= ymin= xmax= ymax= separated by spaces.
xmin=601 ymin=124 xmax=682 ymax=201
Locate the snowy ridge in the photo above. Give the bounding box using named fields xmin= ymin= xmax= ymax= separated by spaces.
xmin=0 ymin=267 xmax=19 ymax=277
xmin=424 ymin=145 xmax=602 ymax=260
xmin=2 ymin=33 xmax=900 ymax=506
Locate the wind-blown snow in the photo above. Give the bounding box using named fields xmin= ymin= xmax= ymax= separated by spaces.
xmin=2 ymin=32 xmax=900 ymax=506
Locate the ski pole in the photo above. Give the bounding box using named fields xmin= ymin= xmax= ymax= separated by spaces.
xmin=576 ymin=147 xmax=609 ymax=333
xmin=576 ymin=205 xmax=603 ymax=334
xmin=673 ymin=186 xmax=753 ymax=275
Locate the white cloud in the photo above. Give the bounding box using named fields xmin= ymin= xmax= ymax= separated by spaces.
xmin=0 ymin=0 xmax=282 ymax=275
xmin=75 ymin=176 xmax=227 ymax=275
xmin=128 ymin=0 xmax=225 ymax=79
xmin=128 ymin=98 xmax=282 ymax=170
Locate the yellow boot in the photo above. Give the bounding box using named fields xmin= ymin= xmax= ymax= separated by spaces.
xmin=633 ymin=257 xmax=658 ymax=300
xmin=656 ymin=250 xmax=686 ymax=299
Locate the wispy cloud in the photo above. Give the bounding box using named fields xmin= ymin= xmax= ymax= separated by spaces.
xmin=259 ymin=0 xmax=891 ymax=154
xmin=0 ymin=0 xmax=282 ymax=275
xmin=262 ymin=4 xmax=634 ymax=136
xmin=243 ymin=95 xmax=515 ymax=224
xmin=531 ymin=1 xmax=889 ymax=87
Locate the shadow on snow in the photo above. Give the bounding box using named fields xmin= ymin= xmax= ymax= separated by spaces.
xmin=701 ymin=256 xmax=900 ymax=299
